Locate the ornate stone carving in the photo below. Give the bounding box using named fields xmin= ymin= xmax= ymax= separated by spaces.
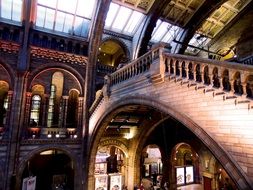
xmin=30 ymin=46 xmax=88 ymax=65
xmin=0 ymin=40 xmax=20 ymax=54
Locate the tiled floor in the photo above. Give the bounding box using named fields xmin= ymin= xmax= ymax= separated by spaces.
xmin=177 ymin=184 xmax=203 ymax=190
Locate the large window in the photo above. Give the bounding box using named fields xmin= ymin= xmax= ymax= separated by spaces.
xmin=47 ymin=85 xmax=56 ymax=127
xmin=185 ymin=33 xmax=211 ymax=55
xmin=0 ymin=0 xmax=22 ymax=22
xmin=36 ymin=0 xmax=96 ymax=37
xmin=151 ymin=19 xmax=182 ymax=44
xmin=30 ymin=95 xmax=41 ymax=126
xmin=105 ymin=2 xmax=145 ymax=36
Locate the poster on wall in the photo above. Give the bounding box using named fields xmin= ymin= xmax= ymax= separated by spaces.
xmin=176 ymin=167 xmax=185 ymax=185
xmin=186 ymin=166 xmax=194 ymax=183
xmin=109 ymin=174 xmax=122 ymax=190
xmin=95 ymin=175 xmax=108 ymax=190
xmin=22 ymin=176 xmax=36 ymax=190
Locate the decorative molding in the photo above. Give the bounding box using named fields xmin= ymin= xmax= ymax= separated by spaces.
xmin=30 ymin=46 xmax=88 ymax=65
xmin=0 ymin=40 xmax=20 ymax=54
xmin=21 ymin=139 xmax=82 ymax=145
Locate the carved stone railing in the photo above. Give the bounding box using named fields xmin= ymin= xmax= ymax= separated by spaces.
xmin=108 ymin=44 xmax=161 ymax=87
xmin=97 ymin=63 xmax=116 ymax=74
xmin=30 ymin=46 xmax=88 ymax=65
xmin=89 ymin=89 xmax=104 ymax=115
xmin=0 ymin=40 xmax=20 ymax=54
xmin=101 ymin=43 xmax=253 ymax=102
xmin=163 ymin=53 xmax=253 ymax=101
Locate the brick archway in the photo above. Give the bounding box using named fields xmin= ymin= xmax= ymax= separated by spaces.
xmin=16 ymin=145 xmax=80 ymax=190
xmin=88 ymin=95 xmax=252 ymax=190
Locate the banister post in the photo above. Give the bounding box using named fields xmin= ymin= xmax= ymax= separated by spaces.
xmin=103 ymin=75 xmax=111 ymax=100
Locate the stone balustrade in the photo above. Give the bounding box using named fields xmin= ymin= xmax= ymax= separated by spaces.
xmin=104 ymin=44 xmax=253 ymax=101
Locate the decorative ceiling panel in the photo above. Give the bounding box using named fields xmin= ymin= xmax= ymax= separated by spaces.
xmin=113 ymin=0 xmax=155 ymax=13
xmin=197 ymin=0 xmax=251 ymax=38
xmin=138 ymin=0 xmax=155 ymax=11
xmin=161 ymin=0 xmax=205 ymax=26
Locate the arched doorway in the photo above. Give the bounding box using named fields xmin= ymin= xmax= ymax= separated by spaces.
xmin=21 ymin=149 xmax=74 ymax=190
xmin=171 ymin=143 xmax=199 ymax=187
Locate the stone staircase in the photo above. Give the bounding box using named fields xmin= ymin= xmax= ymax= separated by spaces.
xmin=89 ymin=44 xmax=253 ymax=189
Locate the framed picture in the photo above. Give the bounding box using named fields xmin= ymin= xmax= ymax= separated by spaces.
xmin=95 ymin=175 xmax=108 ymax=190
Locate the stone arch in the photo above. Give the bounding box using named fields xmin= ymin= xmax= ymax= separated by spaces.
xmin=16 ymin=145 xmax=80 ymax=189
xmin=0 ymin=62 xmax=15 ymax=90
xmin=101 ymin=36 xmax=131 ymax=60
xmin=88 ymin=95 xmax=252 ymax=190
xmin=98 ymin=139 xmax=129 ymax=158
xmin=28 ymin=66 xmax=83 ymax=95
xmin=27 ymin=64 xmax=84 ymax=95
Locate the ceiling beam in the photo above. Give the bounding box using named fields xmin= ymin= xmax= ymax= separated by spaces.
xmin=177 ymin=0 xmax=227 ymax=54
xmin=137 ymin=0 xmax=172 ymax=57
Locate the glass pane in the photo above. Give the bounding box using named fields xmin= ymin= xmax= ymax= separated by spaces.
xmin=80 ymin=19 xmax=90 ymax=37
xmin=77 ymin=0 xmax=96 ymax=18
xmin=162 ymin=25 xmax=181 ymax=43
xmin=63 ymin=14 xmax=73 ymax=33
xmin=12 ymin=0 xmax=22 ymax=21
xmin=38 ymin=0 xmax=57 ymax=8
xmin=44 ymin=8 xmax=55 ymax=29
xmin=112 ymin=6 xmax=131 ymax=30
xmin=58 ymin=0 xmax=77 ymax=13
xmin=105 ymin=3 xmax=119 ymax=28
xmin=36 ymin=6 xmax=46 ymax=27
xmin=55 ymin=11 xmax=65 ymax=32
xmin=74 ymin=16 xmax=83 ymax=36
xmin=124 ymin=11 xmax=144 ymax=34
xmin=1 ymin=0 xmax=12 ymax=19
xmin=151 ymin=21 xmax=169 ymax=42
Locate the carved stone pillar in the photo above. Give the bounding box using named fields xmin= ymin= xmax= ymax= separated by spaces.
xmin=24 ymin=92 xmax=32 ymax=127
xmin=61 ymin=96 xmax=68 ymax=128
xmin=42 ymin=94 xmax=49 ymax=127
xmin=241 ymin=83 xmax=247 ymax=98
xmin=77 ymin=97 xmax=84 ymax=129
xmin=229 ymin=79 xmax=235 ymax=94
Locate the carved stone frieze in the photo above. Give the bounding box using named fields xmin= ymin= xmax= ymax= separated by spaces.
xmin=0 ymin=40 xmax=20 ymax=54
xmin=30 ymin=46 xmax=88 ymax=65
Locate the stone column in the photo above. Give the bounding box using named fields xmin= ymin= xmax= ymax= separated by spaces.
xmin=42 ymin=94 xmax=49 ymax=127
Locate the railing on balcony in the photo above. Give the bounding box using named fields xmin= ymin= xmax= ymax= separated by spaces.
xmin=95 ymin=44 xmax=253 ymax=109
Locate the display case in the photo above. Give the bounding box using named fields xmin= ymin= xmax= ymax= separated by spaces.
xmin=95 ymin=174 xmax=108 ymax=190
xmin=176 ymin=167 xmax=185 ymax=185
xmin=185 ymin=166 xmax=194 ymax=184
xmin=176 ymin=165 xmax=194 ymax=186
xmin=109 ymin=173 xmax=123 ymax=190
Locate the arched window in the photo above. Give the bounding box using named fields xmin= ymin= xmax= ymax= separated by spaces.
xmin=66 ymin=90 xmax=79 ymax=128
xmin=47 ymin=72 xmax=64 ymax=127
xmin=47 ymin=85 xmax=56 ymax=127
xmin=30 ymin=95 xmax=41 ymax=126
xmin=0 ymin=81 xmax=9 ymax=126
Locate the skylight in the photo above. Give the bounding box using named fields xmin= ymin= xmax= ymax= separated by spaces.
xmin=0 ymin=0 xmax=22 ymax=22
xmin=36 ymin=0 xmax=96 ymax=38
xmin=186 ymin=33 xmax=211 ymax=55
xmin=151 ymin=19 xmax=182 ymax=44
xmin=105 ymin=2 xmax=145 ymax=36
